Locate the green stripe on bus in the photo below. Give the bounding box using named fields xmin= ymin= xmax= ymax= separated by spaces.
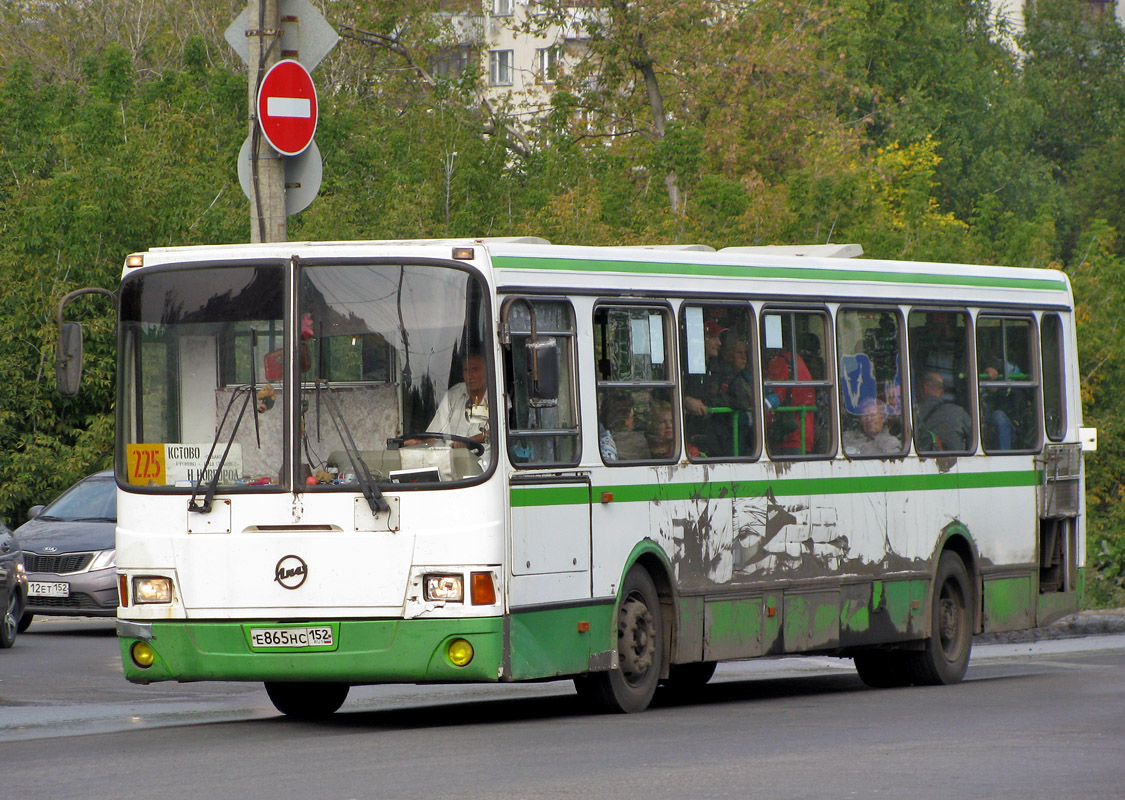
xmin=509 ymin=469 xmax=1039 ymax=507
xmin=491 ymin=256 xmax=1069 ymax=292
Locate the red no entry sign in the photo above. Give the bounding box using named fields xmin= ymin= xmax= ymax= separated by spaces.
xmin=256 ymin=59 xmax=318 ymax=156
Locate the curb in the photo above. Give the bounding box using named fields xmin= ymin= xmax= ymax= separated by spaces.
xmin=976 ymin=607 xmax=1125 ymax=644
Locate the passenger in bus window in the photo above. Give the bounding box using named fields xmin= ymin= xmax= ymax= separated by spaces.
xmin=647 ymin=400 xmax=698 ymax=459
xmin=599 ymin=392 xmax=641 ymax=462
xmin=914 ymin=371 xmax=971 ymax=452
xmin=727 ymin=339 xmax=757 ymax=456
xmin=843 ymin=398 xmax=900 ymax=456
xmin=764 ymin=347 xmax=815 ymax=455
xmin=980 ymin=356 xmax=1025 ymax=450
xmin=917 ymin=313 xmax=967 ymax=404
xmin=684 ymin=320 xmax=734 ymax=456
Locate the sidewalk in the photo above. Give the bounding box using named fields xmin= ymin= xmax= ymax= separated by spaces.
xmin=977 ymin=607 xmax=1125 ymax=644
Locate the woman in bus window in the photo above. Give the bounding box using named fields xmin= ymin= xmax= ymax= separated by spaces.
xmin=646 ymin=400 xmax=698 ymax=459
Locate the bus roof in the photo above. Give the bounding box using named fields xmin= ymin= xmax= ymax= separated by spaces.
xmin=126 ymin=238 xmax=1072 ymax=307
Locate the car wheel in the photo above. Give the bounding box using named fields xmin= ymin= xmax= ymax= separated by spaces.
xmin=17 ymin=612 xmax=33 ymax=633
xmin=0 ymin=589 xmax=20 ymax=648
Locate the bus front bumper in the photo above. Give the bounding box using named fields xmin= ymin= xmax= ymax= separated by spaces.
xmin=117 ymin=617 xmax=504 ymax=684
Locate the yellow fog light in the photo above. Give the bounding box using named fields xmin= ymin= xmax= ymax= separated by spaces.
xmin=131 ymin=641 xmax=156 ymax=668
xmin=447 ymin=638 xmax=474 ymax=667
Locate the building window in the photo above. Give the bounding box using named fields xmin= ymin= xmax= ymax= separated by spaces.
xmin=536 ymin=47 xmax=559 ymax=82
xmin=492 ymin=0 xmax=512 ymax=16
xmin=432 ymin=46 xmax=475 ymax=79
xmin=489 ymin=50 xmax=513 ymax=86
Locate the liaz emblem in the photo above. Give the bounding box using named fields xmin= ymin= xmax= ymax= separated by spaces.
xmin=274 ymin=555 xmax=308 ymax=589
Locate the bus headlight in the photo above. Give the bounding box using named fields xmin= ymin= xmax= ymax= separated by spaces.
xmin=133 ymin=576 xmax=173 ymax=604
xmin=424 ymin=574 xmax=463 ymax=603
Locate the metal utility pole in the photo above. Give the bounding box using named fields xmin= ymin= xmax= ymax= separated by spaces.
xmin=247 ymin=0 xmax=286 ymax=243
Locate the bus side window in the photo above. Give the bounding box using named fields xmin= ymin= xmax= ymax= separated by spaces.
xmin=976 ymin=315 xmax=1041 ymax=453
xmin=594 ymin=304 xmax=677 ymax=463
xmin=1041 ymin=313 xmax=1066 ymax=442
xmin=679 ymin=303 xmax=758 ymax=460
xmin=502 ymin=298 xmax=580 ymax=467
xmin=909 ymin=309 xmax=975 ymax=455
xmin=837 ymin=308 xmax=907 ymax=458
xmin=760 ymin=309 xmax=834 ymax=458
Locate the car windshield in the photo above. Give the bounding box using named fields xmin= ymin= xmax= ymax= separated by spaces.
xmin=118 ymin=260 xmax=492 ymax=492
xmin=41 ymin=477 xmax=117 ymax=521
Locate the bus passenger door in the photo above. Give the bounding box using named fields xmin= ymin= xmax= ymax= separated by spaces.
xmin=507 ymin=474 xmax=593 ymax=680
xmin=500 ymin=295 xmax=594 ymax=679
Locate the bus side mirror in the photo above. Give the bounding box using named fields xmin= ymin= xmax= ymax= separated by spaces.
xmin=526 ymin=337 xmax=559 ymax=408
xmin=56 ymin=321 xmax=84 ymax=397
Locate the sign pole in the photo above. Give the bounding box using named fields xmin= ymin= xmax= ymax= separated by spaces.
xmin=247 ymin=0 xmax=286 ymax=243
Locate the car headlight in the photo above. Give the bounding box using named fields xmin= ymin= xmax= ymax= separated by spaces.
xmin=423 ymin=574 xmax=463 ymax=602
xmin=133 ymin=576 xmax=173 ymax=604
xmin=89 ymin=549 xmax=116 ymax=571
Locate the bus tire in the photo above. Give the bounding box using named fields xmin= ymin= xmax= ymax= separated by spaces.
xmin=905 ymin=551 xmax=973 ymax=686
xmin=663 ymin=660 xmax=717 ymax=694
xmin=264 ymin=681 xmax=349 ymax=719
xmin=575 ymin=568 xmax=664 ymax=713
xmin=853 ymin=651 xmax=911 ymax=688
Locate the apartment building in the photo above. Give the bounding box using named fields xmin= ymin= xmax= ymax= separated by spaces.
xmin=992 ymin=0 xmax=1123 ymax=37
xmin=433 ymin=1 xmax=597 ymax=125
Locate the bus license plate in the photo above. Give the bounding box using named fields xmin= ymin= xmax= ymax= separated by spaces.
xmin=248 ymin=626 xmax=335 ymax=649
xmin=28 ymin=581 xmax=69 ymax=598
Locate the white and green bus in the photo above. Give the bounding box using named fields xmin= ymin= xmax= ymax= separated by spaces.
xmin=67 ymin=238 xmax=1093 ymax=717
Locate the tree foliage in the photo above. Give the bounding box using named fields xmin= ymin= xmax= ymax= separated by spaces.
xmin=1 ymin=1 xmax=1124 ymax=602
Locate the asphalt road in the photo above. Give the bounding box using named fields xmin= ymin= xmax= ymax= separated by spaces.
xmin=1 ymin=614 xmax=1124 ymax=799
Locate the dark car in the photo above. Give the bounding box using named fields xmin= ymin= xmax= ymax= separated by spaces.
xmin=1 ymin=520 xmax=27 ymax=647
xmin=15 ymin=470 xmax=117 ymax=631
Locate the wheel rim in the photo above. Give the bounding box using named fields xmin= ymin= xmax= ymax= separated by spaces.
xmin=617 ymin=590 xmax=656 ymax=686
xmin=937 ymin=578 xmax=968 ymax=662
xmin=3 ymin=592 xmax=17 ymax=642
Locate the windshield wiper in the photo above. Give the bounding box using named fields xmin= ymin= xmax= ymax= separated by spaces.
xmin=188 ymin=385 xmax=253 ymax=514
xmin=314 ymin=380 xmax=389 ymax=514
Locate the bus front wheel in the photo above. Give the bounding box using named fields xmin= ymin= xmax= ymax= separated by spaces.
xmin=906 ymin=551 xmax=973 ymax=686
xmin=265 ymin=681 xmax=349 ymax=719
xmin=575 ymin=567 xmax=664 ymax=713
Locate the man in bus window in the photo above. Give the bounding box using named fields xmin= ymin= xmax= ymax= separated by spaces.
xmin=914 ymin=371 xmax=971 ymax=452
xmin=918 ymin=313 xmax=967 ymax=404
xmin=683 ymin=320 xmax=734 ymax=456
xmin=981 ymin=355 xmax=1025 ymax=450
xmin=406 ymin=350 xmax=489 ymax=452
xmin=844 ymin=398 xmax=900 ymax=456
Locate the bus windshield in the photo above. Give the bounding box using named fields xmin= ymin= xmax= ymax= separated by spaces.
xmin=119 ymin=261 xmax=493 ymax=492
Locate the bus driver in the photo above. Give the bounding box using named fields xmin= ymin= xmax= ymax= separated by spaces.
xmin=405 ymin=350 xmax=489 ymax=452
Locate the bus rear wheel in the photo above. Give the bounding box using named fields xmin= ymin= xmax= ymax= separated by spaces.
xmin=265 ymin=681 xmax=349 ymax=719
xmin=853 ymin=652 xmax=911 ymax=688
xmin=575 ymin=568 xmax=664 ymax=713
xmin=905 ymin=551 xmax=973 ymax=686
